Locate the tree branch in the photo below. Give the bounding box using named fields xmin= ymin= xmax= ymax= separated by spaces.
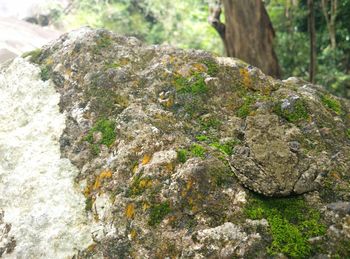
xmin=208 ymin=0 xmax=226 ymax=42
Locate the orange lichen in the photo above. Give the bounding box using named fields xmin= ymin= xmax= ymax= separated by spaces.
xmin=142 ymin=154 xmax=152 ymax=165
xmin=125 ymin=203 xmax=135 ymax=219
xmin=93 ymin=169 xmax=113 ymax=191
xmin=100 ymin=170 xmax=113 ymax=179
xmin=330 ymin=171 xmax=341 ymax=180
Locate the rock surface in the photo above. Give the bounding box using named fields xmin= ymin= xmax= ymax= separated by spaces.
xmin=0 ymin=27 xmax=350 ymax=258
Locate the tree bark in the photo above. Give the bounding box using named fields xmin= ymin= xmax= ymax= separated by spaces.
xmin=321 ymin=0 xmax=338 ymax=49
xmin=209 ymin=0 xmax=281 ymax=78
xmin=308 ymin=0 xmax=317 ymax=84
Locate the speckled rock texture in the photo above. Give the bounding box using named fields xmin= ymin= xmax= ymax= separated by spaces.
xmin=2 ymin=27 xmax=350 ymax=258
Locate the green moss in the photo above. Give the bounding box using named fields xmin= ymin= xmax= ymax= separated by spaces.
xmin=177 ymin=149 xmax=188 ymax=163
xmin=104 ymin=62 xmax=120 ymax=69
xmin=209 ymin=139 xmax=238 ymax=156
xmin=202 ymin=59 xmax=219 ymax=77
xmin=22 ymin=48 xmax=42 ymax=64
xmin=148 ymin=201 xmax=171 ymax=226
xmin=190 ymin=144 xmax=206 ymax=158
xmin=85 ymin=79 xmax=126 ymax=117
xmin=195 ymin=134 xmax=238 ymax=157
xmin=91 ymin=144 xmax=100 ymax=156
xmin=321 ymin=94 xmax=343 ymax=115
xmin=199 ymin=117 xmax=221 ymax=131
xmin=237 ymin=96 xmax=255 ymax=118
xmin=84 ymin=119 xmax=116 ymax=154
xmin=195 ymin=135 xmax=209 ymax=141
xmin=274 ymin=99 xmax=309 ymax=122
xmin=347 ymin=129 xmax=350 ymax=139
xmin=40 ymin=66 xmax=50 ymax=81
xmin=93 ymin=35 xmax=113 ymax=54
xmin=245 ymin=195 xmax=326 ymax=258
xmin=174 ymin=73 xmax=208 ymax=95
xmin=85 ymin=197 xmax=93 ymax=212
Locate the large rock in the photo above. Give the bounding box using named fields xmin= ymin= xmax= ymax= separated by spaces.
xmin=1 ymin=27 xmax=350 ymax=258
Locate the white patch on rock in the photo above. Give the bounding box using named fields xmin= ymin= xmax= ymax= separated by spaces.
xmin=0 ymin=58 xmax=93 ymax=258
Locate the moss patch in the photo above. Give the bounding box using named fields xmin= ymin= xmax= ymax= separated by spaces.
xmin=93 ymin=35 xmax=113 ymax=54
xmin=209 ymin=140 xmax=237 ymax=156
xmin=189 ymin=144 xmax=206 ymax=158
xmin=202 ymin=59 xmax=219 ymax=77
xmin=176 ymin=143 xmax=208 ymax=164
xmin=237 ymin=96 xmax=255 ymax=118
xmin=85 ymin=119 xmax=116 ymax=154
xmin=40 ymin=65 xmax=51 ymax=81
xmin=274 ymin=98 xmax=309 ymax=122
xmin=22 ymin=48 xmax=42 ymax=64
xmin=321 ymin=94 xmax=343 ymax=115
xmin=196 ymin=134 xmax=238 ymax=157
xmin=245 ymin=194 xmax=326 ymax=258
xmin=148 ymin=201 xmax=171 ymax=226
xmin=104 ymin=62 xmax=120 ymax=69
xmin=199 ymin=117 xmax=221 ymax=131
xmin=177 ymin=149 xmax=188 ymax=163
xmin=347 ymin=129 xmax=350 ymax=140
xmin=174 ymin=73 xmax=208 ymax=95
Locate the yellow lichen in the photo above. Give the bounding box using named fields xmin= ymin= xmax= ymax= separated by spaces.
xmin=132 ymin=164 xmax=138 ymax=174
xmin=165 ymin=97 xmax=174 ymax=108
xmin=142 ymin=201 xmax=150 ymax=211
xmin=165 ymin=162 xmax=174 ymax=172
xmin=130 ymin=229 xmax=137 ymax=239
xmin=125 ymin=203 xmax=135 ymax=219
xmin=84 ymin=184 xmax=92 ymax=197
xmin=93 ymin=177 xmax=101 ymax=190
xmin=192 ymin=63 xmax=207 ymax=73
xmin=93 ymin=170 xmax=113 ymax=191
xmin=87 ymin=243 xmax=97 ymax=252
xmin=239 ymin=68 xmax=252 ymax=89
xmin=186 ymin=180 xmax=193 ymax=191
xmin=100 ymin=170 xmax=113 ymax=179
xmin=119 ymin=58 xmax=129 ymax=66
xmin=139 ymin=179 xmax=152 ymax=188
xmin=142 ymin=154 xmax=152 ymax=165
xmin=45 ymin=57 xmax=54 ymax=66
xmin=330 ymin=171 xmax=341 ymax=180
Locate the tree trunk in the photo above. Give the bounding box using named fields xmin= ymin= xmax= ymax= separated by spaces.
xmin=308 ymin=0 xmax=317 ymax=84
xmin=321 ymin=0 xmax=338 ymax=49
xmin=209 ymin=0 xmax=281 ymax=78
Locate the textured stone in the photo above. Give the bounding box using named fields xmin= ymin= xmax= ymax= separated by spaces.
xmin=1 ymin=27 xmax=350 ymax=258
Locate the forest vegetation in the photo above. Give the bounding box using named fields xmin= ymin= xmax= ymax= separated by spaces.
xmin=48 ymin=0 xmax=349 ymax=97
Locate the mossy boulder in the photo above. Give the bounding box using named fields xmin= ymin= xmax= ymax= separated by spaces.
xmin=8 ymin=27 xmax=350 ymax=258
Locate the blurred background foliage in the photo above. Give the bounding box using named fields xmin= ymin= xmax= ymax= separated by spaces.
xmin=53 ymin=0 xmax=224 ymax=54
xmin=50 ymin=0 xmax=350 ymax=98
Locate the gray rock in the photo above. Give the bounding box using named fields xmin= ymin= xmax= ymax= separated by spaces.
xmin=327 ymin=202 xmax=350 ymax=214
xmin=1 ymin=27 xmax=350 ymax=258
